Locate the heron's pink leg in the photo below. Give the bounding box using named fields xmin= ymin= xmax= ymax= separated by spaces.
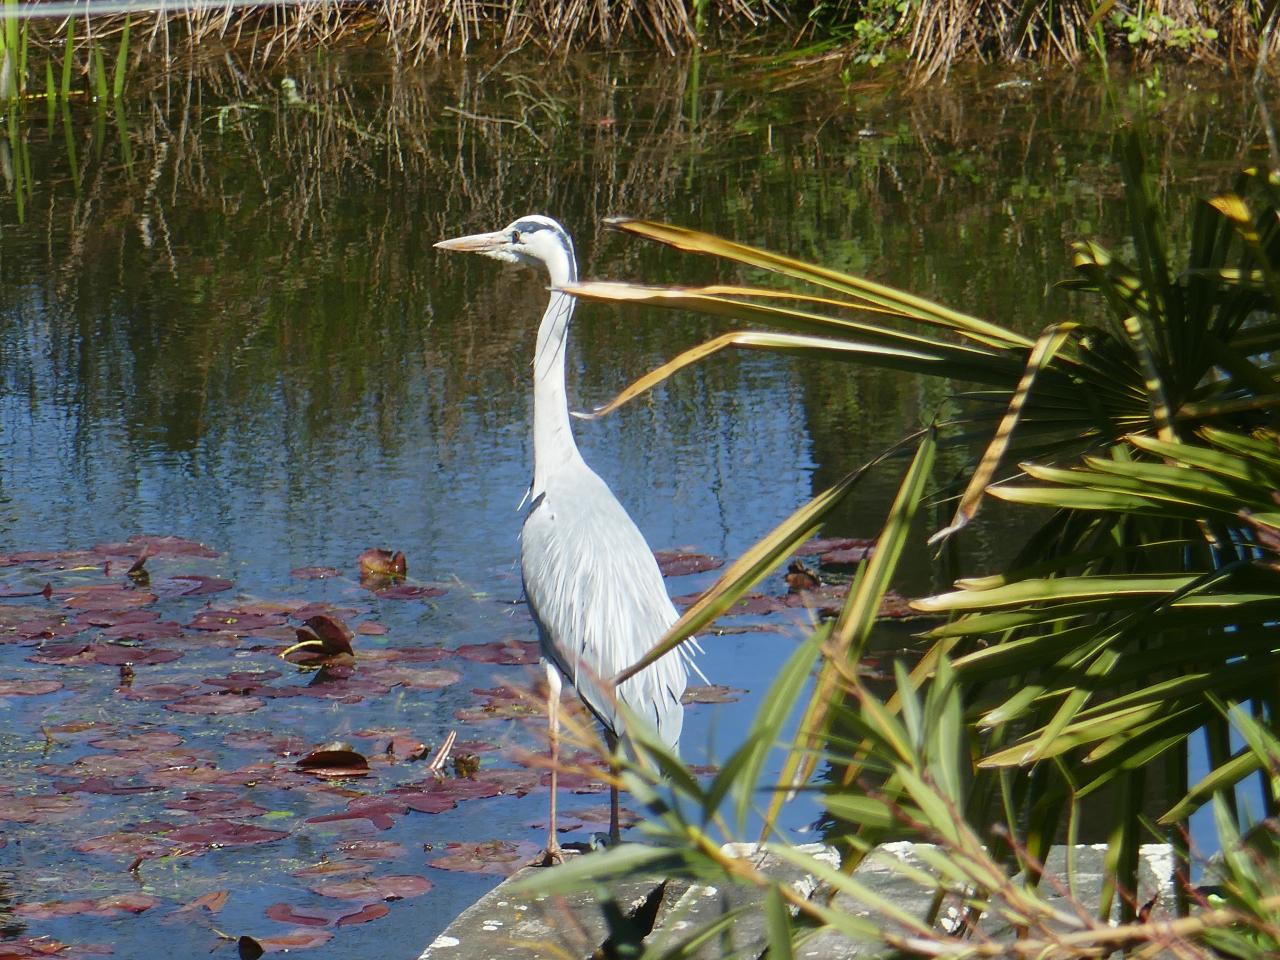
xmin=537 ymin=662 xmax=564 ymax=866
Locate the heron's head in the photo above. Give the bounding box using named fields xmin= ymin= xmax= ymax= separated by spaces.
xmin=435 ymin=215 xmax=576 ymax=285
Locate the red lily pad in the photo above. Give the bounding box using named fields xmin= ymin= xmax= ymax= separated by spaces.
xmin=309 ymin=874 xmax=432 ymax=902
xmin=306 ymin=796 xmax=407 ymax=831
xmin=61 ymin=585 xmax=157 ymax=611
xmin=0 ymin=679 xmax=62 ymax=696
xmin=290 ymin=614 xmax=355 ymax=657
xmin=16 ymin=893 xmax=160 ymax=919
xmin=99 ymin=619 xmax=186 ymax=641
xmin=166 ymin=821 xmax=288 ymax=850
xmin=296 ymin=744 xmax=371 ymax=779
xmin=358 ymin=549 xmax=406 ymax=579
xmin=55 ymin=776 xmax=161 ymax=796
xmin=88 ymin=643 xmax=182 ymax=666
xmin=166 ymin=575 xmax=235 ymax=596
xmin=335 ymin=840 xmax=407 ymax=861
xmin=165 ymin=693 xmax=266 ymax=715
xmin=0 ymin=794 xmax=85 ymax=823
xmin=239 ymin=930 xmax=333 ymax=954
xmin=356 ymin=621 xmax=387 ymax=636
xmin=794 ymin=536 xmax=875 ymax=558
xmin=116 ymin=682 xmax=199 ymax=701
xmin=174 ymin=890 xmax=230 ymax=915
xmin=95 ymin=535 xmax=220 ymax=559
xmin=681 ymin=684 xmax=746 ymax=704
xmin=367 ymin=666 xmax=461 ymax=690
xmin=454 ymin=639 xmax=539 ymax=665
xmin=186 ymin=610 xmax=287 ymax=633
xmin=165 ymin=791 xmax=269 ymax=819
xmin=336 ymin=903 xmax=390 ymax=925
xmin=427 ymin=840 xmax=539 ymax=876
xmin=653 ymin=550 xmax=724 ymax=577
xmin=265 ymin=904 xmax=330 ymax=927
xmin=89 ymin=731 xmax=183 ymax=751
xmin=75 ymin=830 xmax=175 ymax=859
xmin=373 ymin=584 xmax=446 ymax=600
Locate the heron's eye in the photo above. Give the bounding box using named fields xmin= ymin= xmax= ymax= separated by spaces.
xmin=511 ymin=230 xmax=522 ymax=244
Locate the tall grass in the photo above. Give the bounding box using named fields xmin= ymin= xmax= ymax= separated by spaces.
xmin=0 ymin=1 xmax=1269 ymax=71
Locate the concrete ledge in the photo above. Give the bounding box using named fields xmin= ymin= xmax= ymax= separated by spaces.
xmin=419 ymin=843 xmax=1176 ymax=960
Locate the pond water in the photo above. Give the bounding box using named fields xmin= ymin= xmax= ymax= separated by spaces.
xmin=0 ymin=41 xmax=1268 ymax=958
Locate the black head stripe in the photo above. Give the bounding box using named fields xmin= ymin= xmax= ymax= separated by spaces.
xmin=510 ymin=219 xmax=557 ymax=236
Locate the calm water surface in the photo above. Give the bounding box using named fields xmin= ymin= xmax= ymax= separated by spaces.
xmin=0 ymin=45 xmax=1267 ymax=957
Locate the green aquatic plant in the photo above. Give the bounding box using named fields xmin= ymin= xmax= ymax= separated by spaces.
xmin=552 ymin=135 xmax=1280 ymax=941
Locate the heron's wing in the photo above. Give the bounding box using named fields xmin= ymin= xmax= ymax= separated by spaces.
xmin=521 ymin=463 xmax=687 ymax=750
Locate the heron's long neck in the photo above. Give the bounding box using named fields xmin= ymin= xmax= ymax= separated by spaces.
xmin=531 ymin=267 xmax=582 ymax=497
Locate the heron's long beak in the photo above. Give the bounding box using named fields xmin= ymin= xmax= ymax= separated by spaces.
xmin=434 ymin=230 xmax=507 ymax=254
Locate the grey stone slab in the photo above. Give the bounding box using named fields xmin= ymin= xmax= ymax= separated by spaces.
xmin=421 ymin=842 xmax=1179 ymax=960
xmin=643 ymin=842 xmax=835 ymax=959
xmin=417 ymin=862 xmax=667 ymax=960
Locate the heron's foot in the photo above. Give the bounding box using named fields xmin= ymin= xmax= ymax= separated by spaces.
xmin=531 ymin=845 xmax=565 ymax=867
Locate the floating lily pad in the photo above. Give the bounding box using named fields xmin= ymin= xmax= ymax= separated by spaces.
xmin=427 ymin=839 xmax=538 ymax=876
xmin=454 ymin=639 xmax=539 ymax=664
xmin=296 ymin=744 xmax=371 ymax=779
xmin=681 ymin=683 xmax=746 ymax=704
xmin=165 ymin=693 xmax=266 ymax=715
xmin=0 ymin=794 xmax=85 ymax=823
xmin=653 ymin=549 xmax=724 ymax=577
xmin=0 ymin=679 xmax=62 ymax=696
xmin=308 ymin=874 xmax=432 ymax=902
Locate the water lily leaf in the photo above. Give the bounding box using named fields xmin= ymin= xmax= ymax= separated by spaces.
xmin=264 ymin=903 xmax=329 ymax=927
xmin=241 ymin=930 xmax=333 ymax=953
xmin=427 ymin=840 xmax=538 ymax=875
xmin=16 ymin=893 xmax=160 ymax=918
xmin=187 ymin=609 xmax=287 ymax=634
xmin=653 ymin=550 xmax=724 ymax=577
xmin=116 ymin=682 xmax=199 ymax=701
xmin=301 ymin=615 xmax=355 ymax=655
xmin=335 ymin=903 xmax=390 ymax=925
xmin=75 ymin=830 xmax=173 ymax=859
xmin=165 ymin=791 xmax=268 ymax=819
xmin=358 ymin=548 xmax=406 ymax=580
xmin=373 ymin=583 xmax=446 ymax=600
xmin=296 ymin=744 xmax=371 ymax=779
xmin=334 ymin=840 xmax=406 ymax=861
xmin=454 ymin=639 xmax=538 ymax=664
xmin=306 ymin=797 xmax=408 ymax=830
xmin=61 ymin=585 xmax=157 ymax=611
xmin=308 ymin=874 xmax=432 ymax=901
xmin=166 ymin=822 xmax=288 ymax=850
xmin=0 ymin=794 xmax=85 ymax=823
xmin=0 ymin=680 xmax=61 ymax=696
xmin=156 ymin=576 xmax=230 ymax=599
xmin=95 ymin=535 xmax=219 ymax=559
xmin=681 ymin=683 xmax=746 ymax=705
xmin=794 ymin=536 xmax=876 ymax=558
xmin=173 ymin=890 xmax=229 ymax=915
xmin=88 ymin=731 xmax=183 ymax=751
xmin=164 ymin=693 xmax=266 ymax=715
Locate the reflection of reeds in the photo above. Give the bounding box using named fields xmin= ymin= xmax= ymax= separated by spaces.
xmin=0 ymin=51 xmax=1265 ymax=465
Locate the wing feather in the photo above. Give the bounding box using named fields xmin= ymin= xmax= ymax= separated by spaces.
xmin=521 ymin=461 xmax=689 ymax=750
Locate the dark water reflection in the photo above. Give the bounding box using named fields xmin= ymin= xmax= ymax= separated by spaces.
xmin=0 ymin=46 xmax=1269 ymax=955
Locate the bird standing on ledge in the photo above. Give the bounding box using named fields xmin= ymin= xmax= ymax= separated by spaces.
xmin=435 ymin=215 xmax=692 ymax=864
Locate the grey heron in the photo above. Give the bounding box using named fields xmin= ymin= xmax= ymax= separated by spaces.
xmin=435 ymin=215 xmax=692 ymax=863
